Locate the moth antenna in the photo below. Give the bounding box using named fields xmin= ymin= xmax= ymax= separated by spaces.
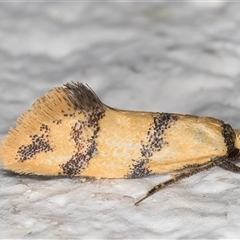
xmin=134 ymin=161 xmax=215 ymax=206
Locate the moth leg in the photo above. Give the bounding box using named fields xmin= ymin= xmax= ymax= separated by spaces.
xmin=213 ymin=156 xmax=240 ymax=173
xmin=173 ymin=162 xmax=210 ymax=173
xmin=134 ymin=161 xmax=215 ymax=206
xmin=230 ymin=157 xmax=240 ymax=163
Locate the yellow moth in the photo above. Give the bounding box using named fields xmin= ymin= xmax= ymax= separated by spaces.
xmin=0 ymin=82 xmax=240 ymax=205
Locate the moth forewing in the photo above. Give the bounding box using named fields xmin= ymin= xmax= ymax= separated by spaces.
xmin=0 ymin=82 xmax=240 ymax=205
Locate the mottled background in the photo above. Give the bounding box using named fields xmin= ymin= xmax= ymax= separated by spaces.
xmin=1 ymin=2 xmax=240 ymax=238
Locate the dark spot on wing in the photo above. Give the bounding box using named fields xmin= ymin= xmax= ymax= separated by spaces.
xmin=16 ymin=124 xmax=53 ymax=162
xmin=126 ymin=113 xmax=178 ymax=178
xmin=60 ymin=83 xmax=106 ymax=176
xmin=53 ymin=119 xmax=62 ymax=125
xmin=141 ymin=113 xmax=179 ymax=158
xmin=60 ymin=109 xmax=105 ymax=176
xmin=126 ymin=159 xmax=152 ymax=179
xmin=61 ymin=142 xmax=98 ymax=176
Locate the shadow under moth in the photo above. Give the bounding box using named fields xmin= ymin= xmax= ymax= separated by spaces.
xmin=1 ymin=82 xmax=240 ymax=205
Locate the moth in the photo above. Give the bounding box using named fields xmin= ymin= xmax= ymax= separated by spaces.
xmin=0 ymin=82 xmax=240 ymax=205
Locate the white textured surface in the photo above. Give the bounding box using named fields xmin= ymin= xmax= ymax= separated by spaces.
xmin=1 ymin=2 xmax=240 ymax=239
